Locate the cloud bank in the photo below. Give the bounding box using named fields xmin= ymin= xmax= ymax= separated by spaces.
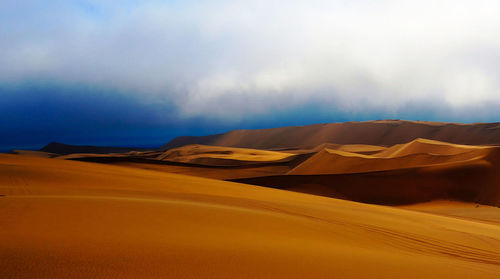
xmin=2 ymin=0 xmax=500 ymax=127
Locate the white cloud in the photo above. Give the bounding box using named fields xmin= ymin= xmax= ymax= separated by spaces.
xmin=1 ymin=0 xmax=500 ymax=119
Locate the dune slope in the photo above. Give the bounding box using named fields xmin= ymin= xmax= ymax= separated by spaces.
xmin=1 ymin=154 xmax=500 ymax=278
xmin=235 ymin=139 xmax=500 ymax=206
xmin=162 ymin=120 xmax=500 ymax=150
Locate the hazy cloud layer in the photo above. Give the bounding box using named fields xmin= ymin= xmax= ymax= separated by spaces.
xmin=2 ymin=0 xmax=500 ymax=121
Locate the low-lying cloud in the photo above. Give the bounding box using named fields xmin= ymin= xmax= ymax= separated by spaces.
xmin=2 ymin=0 xmax=500 ymax=121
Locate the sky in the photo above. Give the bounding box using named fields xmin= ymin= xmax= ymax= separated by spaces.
xmin=2 ymin=0 xmax=500 ymax=150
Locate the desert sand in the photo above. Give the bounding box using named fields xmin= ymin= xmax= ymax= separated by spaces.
xmin=2 ymin=153 xmax=500 ymax=278
xmin=5 ymin=120 xmax=500 ymax=278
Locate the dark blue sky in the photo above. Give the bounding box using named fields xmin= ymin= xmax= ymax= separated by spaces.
xmin=2 ymin=81 xmax=499 ymax=152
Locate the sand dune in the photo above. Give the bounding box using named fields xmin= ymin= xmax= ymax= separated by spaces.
xmin=288 ymin=148 xmax=482 ymax=175
xmin=374 ymin=138 xmax=487 ymax=158
xmin=2 ymin=154 xmax=500 ymax=278
xmin=235 ymin=140 xmax=500 ymax=206
xmin=23 ymin=138 xmax=500 ymax=207
xmin=277 ymin=143 xmax=387 ymax=155
xmin=49 ymin=145 xmax=308 ymax=179
xmin=332 ymin=143 xmax=387 ymax=154
xmin=157 ymin=144 xmax=294 ymax=166
xmin=25 ymin=138 xmax=500 ymax=207
xmin=289 ymin=139 xmax=492 ymax=175
xmin=161 ymin=120 xmax=500 ymax=150
xmin=233 ymin=160 xmax=496 ymax=205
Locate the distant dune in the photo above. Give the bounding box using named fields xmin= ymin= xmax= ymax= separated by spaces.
xmin=157 ymin=144 xmax=294 ymax=166
xmin=2 ymin=154 xmax=500 ymax=278
xmin=161 ymin=120 xmax=500 ymax=150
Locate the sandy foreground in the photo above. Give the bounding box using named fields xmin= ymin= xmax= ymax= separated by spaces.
xmin=1 ymin=154 xmax=500 ymax=278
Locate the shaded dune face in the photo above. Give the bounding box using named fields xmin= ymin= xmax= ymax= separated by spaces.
xmin=234 ymin=162 xmax=495 ymax=205
xmin=233 ymin=139 xmax=500 ymax=206
xmin=2 ymin=154 xmax=500 ymax=278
